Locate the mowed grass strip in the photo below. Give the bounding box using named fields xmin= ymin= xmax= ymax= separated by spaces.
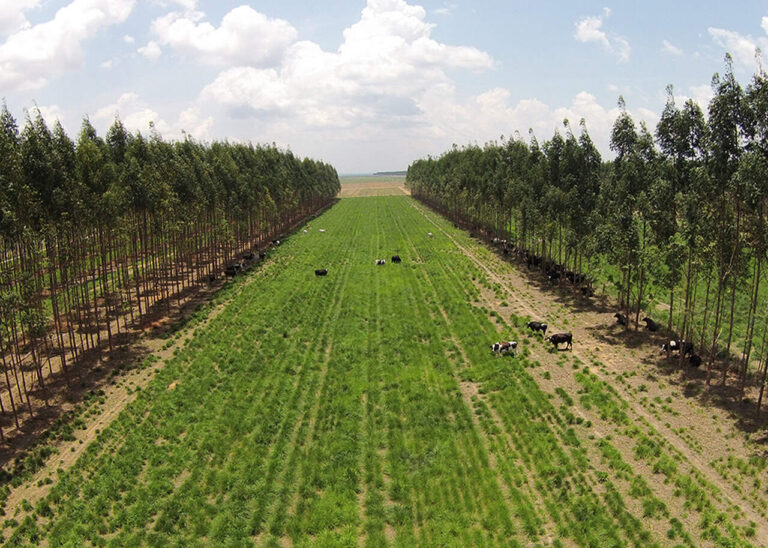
xmin=2 ymin=196 xmax=755 ymax=547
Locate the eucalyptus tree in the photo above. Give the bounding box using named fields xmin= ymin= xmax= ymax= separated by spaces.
xmin=705 ymin=56 xmax=747 ymax=386
xmin=655 ymin=88 xmax=708 ymax=334
xmin=738 ymin=63 xmax=768 ymax=403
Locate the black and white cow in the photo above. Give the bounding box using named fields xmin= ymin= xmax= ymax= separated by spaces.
xmin=375 ymin=259 xmax=386 ymax=265
xmin=491 ymin=341 xmax=517 ymax=355
xmin=661 ymin=340 xmax=694 ymax=357
xmin=614 ymin=313 xmax=628 ymax=326
xmin=315 ymin=269 xmax=328 ymax=276
xmin=527 ymin=321 xmax=548 ymax=336
xmin=546 ymin=332 xmax=573 ymax=350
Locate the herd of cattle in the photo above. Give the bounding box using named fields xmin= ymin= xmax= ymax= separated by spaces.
xmin=226 ymin=224 xmax=701 ymax=370
xmin=492 ymin=310 xmax=702 ymax=368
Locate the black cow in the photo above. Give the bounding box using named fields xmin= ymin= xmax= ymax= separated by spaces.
xmin=491 ymin=341 xmax=517 ymax=355
xmin=642 ymin=317 xmax=659 ymax=332
xmin=546 ymin=332 xmax=573 ymax=350
xmin=580 ymin=286 xmax=594 ymax=297
xmin=547 ymin=269 xmax=561 ymax=283
xmin=661 ymin=340 xmax=694 ymax=357
xmin=527 ymin=321 xmax=548 ymax=336
xmin=225 ymin=263 xmax=242 ymax=277
xmin=614 ymin=313 xmax=627 ymax=326
xmin=391 ymin=255 xmax=402 ymax=263
xmin=315 ymin=269 xmax=328 ymax=276
xmin=688 ymin=354 xmax=702 ymax=368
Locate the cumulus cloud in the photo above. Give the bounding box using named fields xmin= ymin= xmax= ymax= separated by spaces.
xmin=672 ymin=83 xmax=714 ymax=112
xmin=93 ymin=92 xmax=212 ymax=140
xmin=661 ymin=39 xmax=683 ymax=56
xmin=93 ymin=92 xmax=170 ymax=134
xmin=0 ymin=0 xmax=41 ymax=35
xmin=150 ymin=6 xmax=298 ymax=66
xmin=0 ymin=0 xmax=136 ymax=90
xmin=574 ymin=10 xmax=630 ymax=62
xmin=201 ymin=0 xmax=493 ymax=130
xmin=708 ymin=26 xmax=767 ymax=68
xmin=138 ymin=40 xmax=162 ymax=60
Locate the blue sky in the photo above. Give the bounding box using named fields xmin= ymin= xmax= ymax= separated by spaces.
xmin=1 ymin=1 xmax=766 ymax=173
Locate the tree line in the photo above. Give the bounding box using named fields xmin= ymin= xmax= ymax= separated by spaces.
xmin=407 ymin=56 xmax=768 ymax=411
xmin=0 ymin=104 xmax=339 ymax=440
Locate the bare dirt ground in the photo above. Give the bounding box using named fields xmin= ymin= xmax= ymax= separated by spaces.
xmin=339 ymin=177 xmax=409 ymax=197
xmin=410 ymin=200 xmax=768 ymax=544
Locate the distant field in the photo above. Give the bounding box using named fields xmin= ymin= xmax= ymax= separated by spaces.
xmin=339 ymin=175 xmax=408 ymax=197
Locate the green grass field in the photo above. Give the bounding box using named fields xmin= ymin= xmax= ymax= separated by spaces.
xmin=2 ymin=197 xmax=758 ymax=547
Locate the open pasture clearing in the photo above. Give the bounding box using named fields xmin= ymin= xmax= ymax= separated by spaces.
xmin=339 ymin=175 xmax=408 ymax=197
xmin=2 ymin=197 xmax=765 ymax=546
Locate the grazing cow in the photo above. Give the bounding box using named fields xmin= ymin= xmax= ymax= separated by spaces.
xmin=391 ymin=255 xmax=402 ymax=263
xmin=319 ymin=229 xmax=326 ymax=233
xmin=527 ymin=321 xmax=548 ymax=336
xmin=546 ymin=332 xmax=573 ymax=350
xmin=580 ymin=286 xmax=594 ymax=297
xmin=303 ymin=229 xmax=308 ymax=233
xmin=614 ymin=313 xmax=627 ymax=326
xmin=688 ymin=354 xmax=702 ymax=368
xmin=661 ymin=340 xmax=694 ymax=357
xmin=272 ymin=239 xmax=281 ymax=246
xmin=314 ymin=269 xmax=328 ymax=276
xmin=428 ymin=232 xmax=433 ymax=238
xmin=375 ymin=259 xmax=385 ymax=266
xmin=258 ymin=252 xmax=266 ymax=260
xmin=642 ymin=317 xmax=659 ymax=332
xmin=491 ymin=341 xmax=517 ymax=355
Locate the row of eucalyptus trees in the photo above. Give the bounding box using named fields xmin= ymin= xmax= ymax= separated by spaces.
xmin=407 ymin=57 xmax=768 ymax=409
xmin=0 ymin=105 xmax=339 ymax=439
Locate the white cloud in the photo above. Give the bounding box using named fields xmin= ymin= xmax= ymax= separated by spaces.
xmin=763 ymin=16 xmax=768 ymax=35
xmin=708 ymin=26 xmax=768 ymax=68
xmin=661 ymin=39 xmax=683 ymax=56
xmin=138 ymin=40 xmax=162 ymax=60
xmin=178 ymin=106 xmax=213 ymax=139
xmin=150 ymin=6 xmax=298 ymax=66
xmin=673 ymin=83 xmax=714 ymax=111
xmin=574 ymin=10 xmax=630 ymax=62
xmin=93 ymin=92 xmax=169 ymax=134
xmin=123 ymin=34 xmax=134 ymax=44
xmin=35 ymin=104 xmax=64 ymax=126
xmin=201 ymin=0 xmax=493 ymax=130
xmin=0 ymin=0 xmax=136 ymax=91
xmin=433 ymin=2 xmax=457 ymax=16
xmin=101 ymin=59 xmax=113 ymax=69
xmin=92 ymin=92 xmax=212 ymax=140
xmin=0 ymin=0 xmax=41 ymax=35
xmin=151 ymin=0 xmax=196 ymax=9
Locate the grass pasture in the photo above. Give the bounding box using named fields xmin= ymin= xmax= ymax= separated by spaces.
xmin=1 ymin=196 xmax=762 ymax=547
